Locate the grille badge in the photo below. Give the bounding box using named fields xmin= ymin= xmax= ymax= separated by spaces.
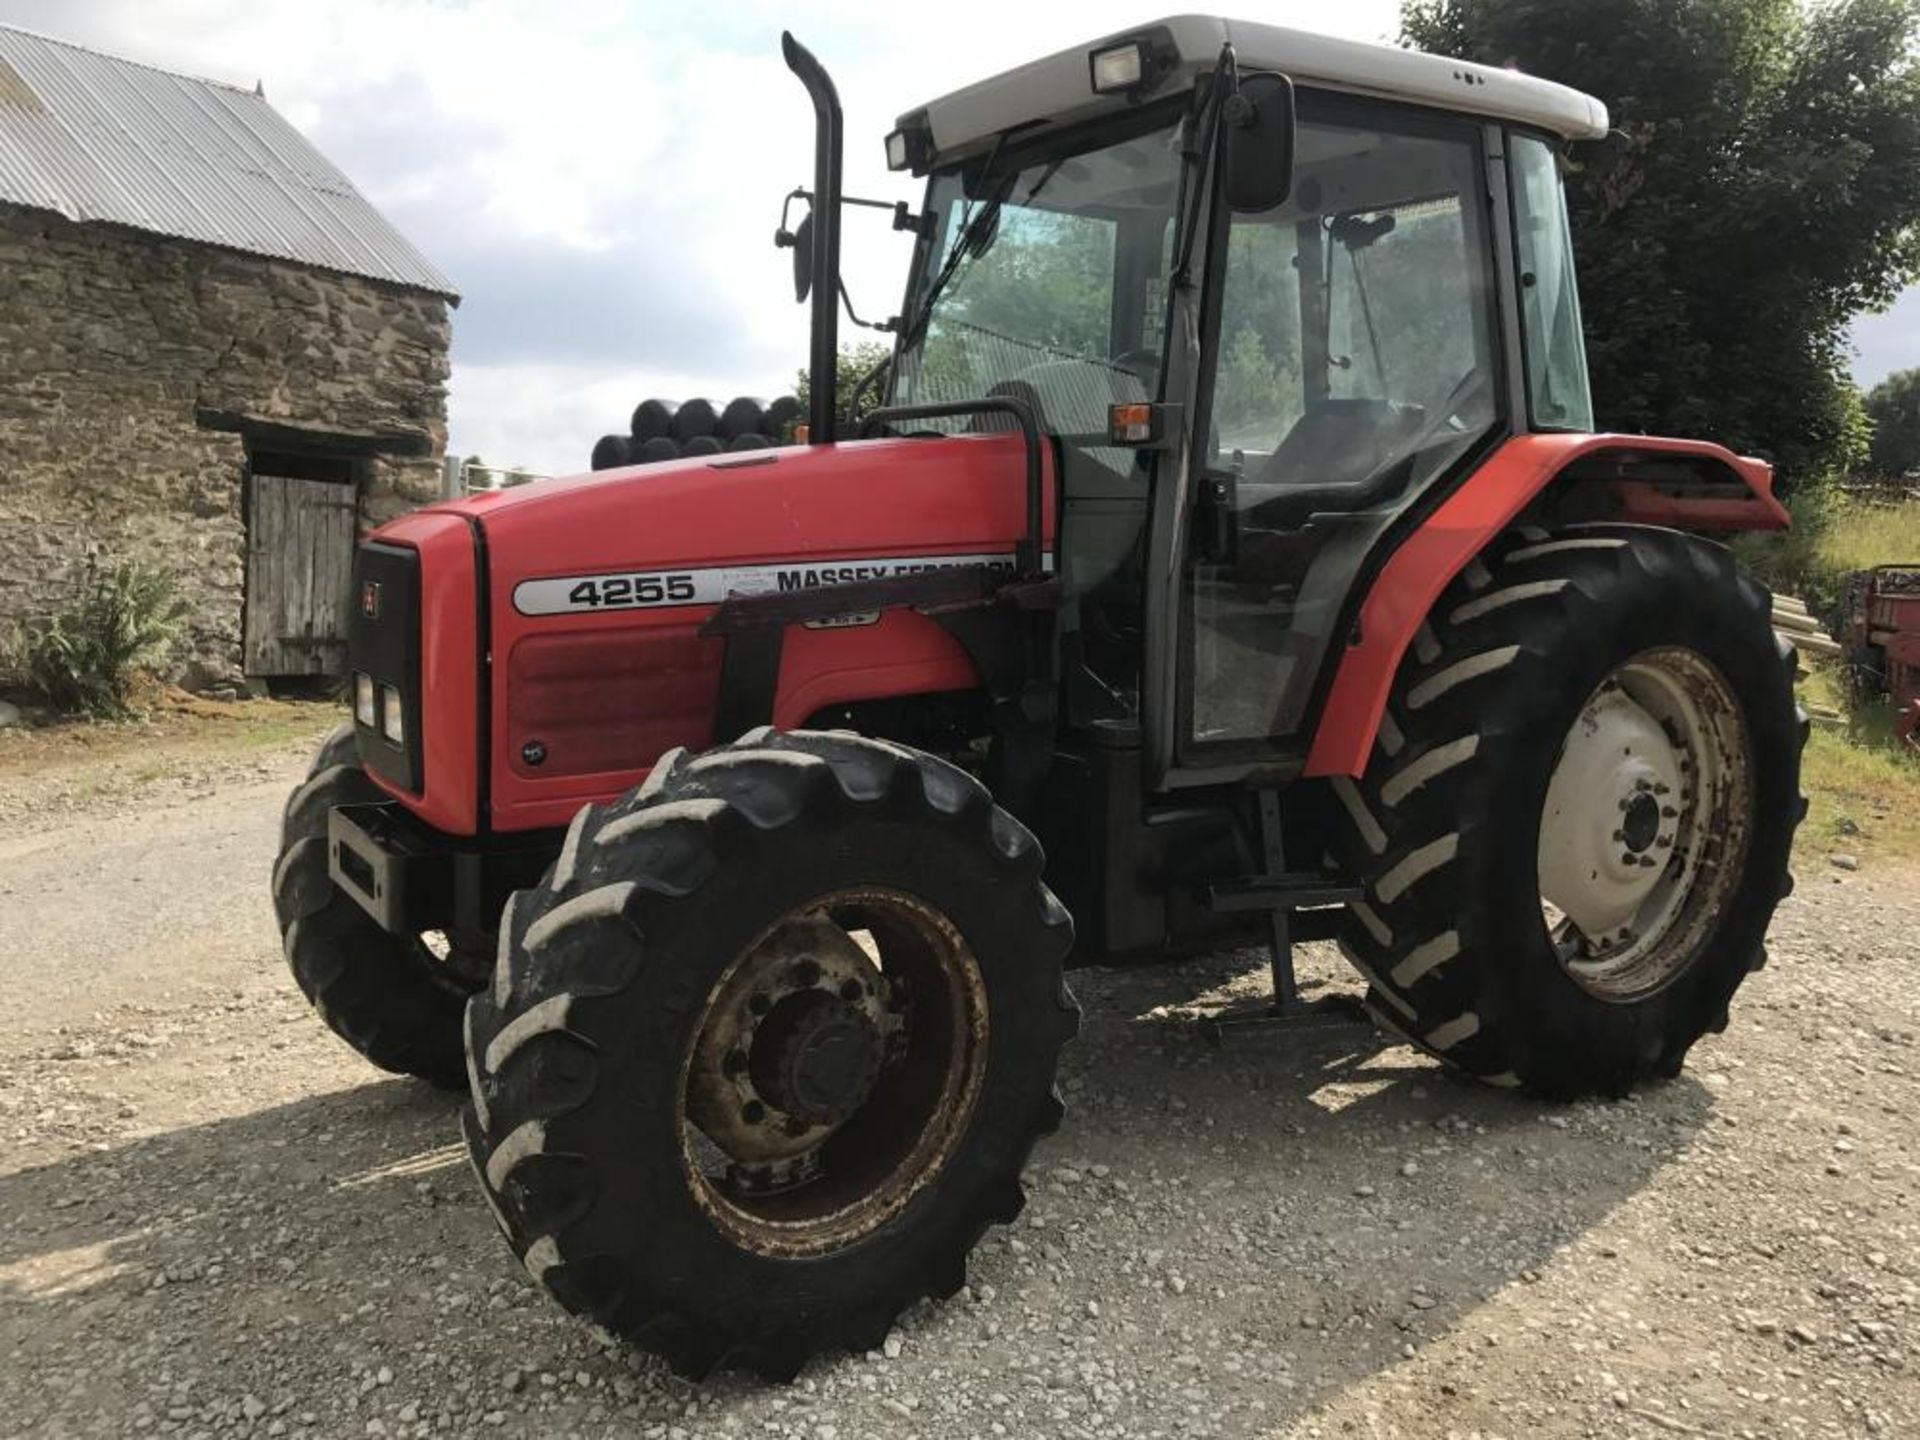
xmin=360 ymin=580 xmax=382 ymax=619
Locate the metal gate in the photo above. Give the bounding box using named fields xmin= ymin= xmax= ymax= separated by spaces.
xmin=244 ymin=473 xmax=358 ymax=676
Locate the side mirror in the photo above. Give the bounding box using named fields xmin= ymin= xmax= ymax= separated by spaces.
xmin=788 ymin=212 xmax=815 ymax=303
xmin=1225 ymin=72 xmax=1296 ymax=214
xmin=775 ymin=209 xmax=816 ymax=303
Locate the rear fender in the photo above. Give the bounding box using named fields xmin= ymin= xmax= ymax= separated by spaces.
xmin=1302 ymin=432 xmax=1787 ymax=778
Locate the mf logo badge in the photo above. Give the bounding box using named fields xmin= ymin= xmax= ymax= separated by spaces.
xmin=360 ymin=580 xmax=382 ymax=620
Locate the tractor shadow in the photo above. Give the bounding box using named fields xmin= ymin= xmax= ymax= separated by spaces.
xmin=0 ymin=945 xmax=1714 ymax=1436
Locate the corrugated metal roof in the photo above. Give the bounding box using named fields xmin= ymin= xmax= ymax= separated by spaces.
xmin=0 ymin=23 xmax=457 ymax=298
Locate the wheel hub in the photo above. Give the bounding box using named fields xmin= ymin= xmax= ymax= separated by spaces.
xmin=677 ymin=886 xmax=989 ymax=1259
xmin=750 ymin=992 xmax=885 ymax=1127
xmin=684 ymin=913 xmax=902 ymax=1167
xmin=1620 ymin=790 xmax=1662 ymax=854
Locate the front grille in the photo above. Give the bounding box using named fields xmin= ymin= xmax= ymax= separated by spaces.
xmin=348 ymin=540 xmax=424 ymax=793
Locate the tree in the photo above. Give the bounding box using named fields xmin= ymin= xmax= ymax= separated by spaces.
xmin=1864 ymin=367 xmax=1920 ymax=477
xmin=793 ymin=340 xmax=894 ymax=434
xmin=1402 ymin=0 xmax=1920 ymax=489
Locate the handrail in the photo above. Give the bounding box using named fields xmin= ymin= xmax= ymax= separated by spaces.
xmin=860 ymin=396 xmax=1047 ymax=577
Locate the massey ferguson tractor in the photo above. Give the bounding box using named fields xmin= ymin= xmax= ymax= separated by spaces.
xmin=272 ymin=18 xmax=1806 ymax=1379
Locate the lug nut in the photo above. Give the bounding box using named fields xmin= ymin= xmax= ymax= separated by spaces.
xmin=1638 ymin=856 xmax=1657 ymax=868
xmin=741 ymin=1100 xmax=766 ymax=1125
xmin=793 ymin=960 xmax=822 ymax=987
xmin=839 ymin=979 xmax=863 ymax=1002
xmin=1661 ymin=805 xmax=1678 ymax=818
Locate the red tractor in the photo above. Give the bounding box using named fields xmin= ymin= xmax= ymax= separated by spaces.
xmin=273 ymin=18 xmax=1805 ymax=1379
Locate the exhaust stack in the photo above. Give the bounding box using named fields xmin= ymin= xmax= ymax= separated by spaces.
xmin=782 ymin=32 xmax=842 ymax=445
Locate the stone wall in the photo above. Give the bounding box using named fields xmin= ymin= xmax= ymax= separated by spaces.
xmin=0 ymin=202 xmax=451 ymax=683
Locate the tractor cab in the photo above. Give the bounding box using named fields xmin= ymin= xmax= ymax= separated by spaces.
xmin=873 ymin=18 xmax=1603 ymax=783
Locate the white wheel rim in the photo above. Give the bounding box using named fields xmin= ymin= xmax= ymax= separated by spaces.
xmin=1536 ymin=647 xmax=1753 ymax=1001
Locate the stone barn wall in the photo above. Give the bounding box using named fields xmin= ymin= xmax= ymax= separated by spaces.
xmin=0 ymin=202 xmax=451 ymax=684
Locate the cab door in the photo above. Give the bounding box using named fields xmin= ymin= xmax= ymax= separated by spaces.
xmin=1168 ymin=94 xmax=1509 ymax=777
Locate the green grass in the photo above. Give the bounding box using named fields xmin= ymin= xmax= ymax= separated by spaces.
xmin=1795 ymin=660 xmax=1920 ymax=861
xmin=1734 ymin=490 xmax=1920 ymax=863
xmin=1815 ymin=495 xmax=1920 ymax=573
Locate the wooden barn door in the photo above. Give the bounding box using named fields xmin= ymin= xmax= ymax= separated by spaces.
xmin=244 ymin=471 xmax=358 ymax=676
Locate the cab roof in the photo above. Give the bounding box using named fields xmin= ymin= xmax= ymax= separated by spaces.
xmin=899 ymin=14 xmax=1609 ymax=169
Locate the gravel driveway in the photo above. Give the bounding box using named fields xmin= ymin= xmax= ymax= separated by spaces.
xmin=0 ymin=735 xmax=1914 ymax=1439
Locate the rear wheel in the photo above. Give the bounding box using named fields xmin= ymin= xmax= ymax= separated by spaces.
xmin=272 ymin=726 xmax=479 ymax=1087
xmin=462 ymin=728 xmax=1077 ymax=1379
xmin=1331 ymin=525 xmax=1806 ymax=1097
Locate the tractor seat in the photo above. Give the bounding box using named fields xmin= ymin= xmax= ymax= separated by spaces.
xmin=1258 ymin=399 xmax=1421 ymax=488
xmin=1243 ymin=399 xmax=1426 ymax=529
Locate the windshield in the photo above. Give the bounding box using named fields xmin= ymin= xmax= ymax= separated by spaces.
xmin=891 ymin=115 xmax=1188 ymax=460
xmin=1510 ymin=132 xmax=1594 ymax=431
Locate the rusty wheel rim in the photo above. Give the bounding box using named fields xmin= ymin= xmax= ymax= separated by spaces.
xmin=676 ymin=887 xmax=988 ymax=1258
xmin=1536 ymin=646 xmax=1754 ymax=1002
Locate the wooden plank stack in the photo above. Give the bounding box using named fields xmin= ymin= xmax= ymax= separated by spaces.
xmin=1771 ymin=593 xmax=1843 ymax=659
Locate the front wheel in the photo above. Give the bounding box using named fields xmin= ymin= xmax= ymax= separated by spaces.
xmin=461 ymin=728 xmax=1077 ymax=1379
xmin=271 ymin=726 xmax=477 ymax=1087
xmin=1332 ymin=525 xmax=1806 ymax=1098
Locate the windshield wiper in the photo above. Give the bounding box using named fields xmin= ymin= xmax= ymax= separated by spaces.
xmin=898 ymin=139 xmax=1068 ymax=355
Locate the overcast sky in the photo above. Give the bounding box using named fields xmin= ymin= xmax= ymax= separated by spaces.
xmin=2 ymin=0 xmax=1914 ymax=474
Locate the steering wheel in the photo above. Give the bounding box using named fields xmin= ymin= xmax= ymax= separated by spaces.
xmin=1112 ymin=348 xmax=1161 ymax=389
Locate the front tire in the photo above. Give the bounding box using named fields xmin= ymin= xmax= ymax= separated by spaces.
xmin=271 ymin=726 xmax=473 ymax=1087
xmin=462 ymin=728 xmax=1077 ymax=1380
xmin=1332 ymin=525 xmax=1806 ymax=1098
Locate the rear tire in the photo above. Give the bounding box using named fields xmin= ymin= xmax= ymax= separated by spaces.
xmin=462 ymin=728 xmax=1077 ymax=1379
xmin=1331 ymin=525 xmax=1806 ymax=1098
xmin=272 ymin=726 xmax=472 ymax=1088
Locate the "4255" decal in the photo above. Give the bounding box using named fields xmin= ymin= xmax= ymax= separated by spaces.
xmin=562 ymin=573 xmax=697 ymax=609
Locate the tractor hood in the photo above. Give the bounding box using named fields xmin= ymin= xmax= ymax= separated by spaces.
xmin=371 ymin=432 xmax=1056 ymax=834
xmin=437 ymin=434 xmax=1049 ymax=586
